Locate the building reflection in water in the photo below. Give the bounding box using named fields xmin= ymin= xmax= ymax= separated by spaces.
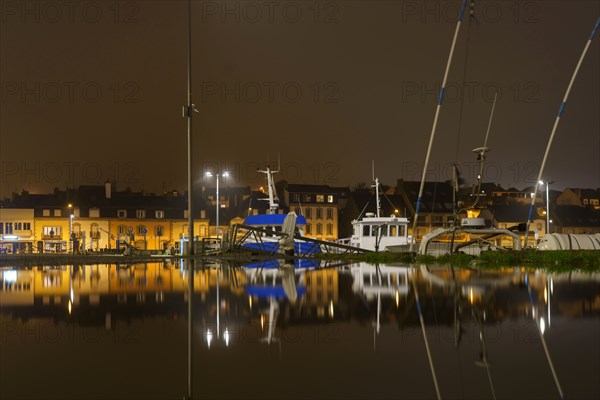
xmin=1 ymin=261 xmax=600 ymax=399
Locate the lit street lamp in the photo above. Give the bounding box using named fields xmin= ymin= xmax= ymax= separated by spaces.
xmin=205 ymin=172 xmax=229 ymax=239
xmin=539 ymin=180 xmax=554 ymax=235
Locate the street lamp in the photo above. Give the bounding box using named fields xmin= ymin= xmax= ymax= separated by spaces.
xmin=539 ymin=180 xmax=554 ymax=235
xmin=205 ymin=172 xmax=229 ymax=239
xmin=68 ymin=204 xmax=74 ymax=253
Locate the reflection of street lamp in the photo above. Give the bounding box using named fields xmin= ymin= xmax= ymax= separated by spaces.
xmin=205 ymin=172 xmax=229 ymax=239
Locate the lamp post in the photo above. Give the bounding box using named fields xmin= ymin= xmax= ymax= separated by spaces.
xmin=68 ymin=204 xmax=74 ymax=253
xmin=539 ymin=180 xmax=554 ymax=235
xmin=206 ymin=172 xmax=229 ymax=239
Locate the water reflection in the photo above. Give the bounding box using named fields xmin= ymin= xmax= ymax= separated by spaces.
xmin=1 ymin=261 xmax=599 ymax=399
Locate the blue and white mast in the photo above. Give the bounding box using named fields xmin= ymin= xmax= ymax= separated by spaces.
xmin=411 ymin=0 xmax=469 ymax=242
xmin=524 ymin=17 xmax=600 ymax=247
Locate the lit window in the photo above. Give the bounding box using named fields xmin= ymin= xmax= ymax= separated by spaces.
xmin=54 ymin=209 xmax=62 ymax=217
xmin=155 ymin=210 xmax=165 ymax=219
xmin=43 ymin=209 xmax=50 ymax=217
xmin=118 ymin=210 xmax=127 ymax=218
xmin=316 ymin=195 xmax=325 ymax=203
xmin=327 ymin=195 xmax=334 ymax=203
xmin=89 ymin=208 xmax=100 ymax=218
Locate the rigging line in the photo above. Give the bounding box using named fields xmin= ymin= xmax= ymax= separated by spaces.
xmin=524 ymin=17 xmax=600 ymax=247
xmin=357 ymin=194 xmax=374 ymax=221
xmin=454 ymin=0 xmax=477 ymax=163
xmin=412 ymin=0 xmax=469 ymax=242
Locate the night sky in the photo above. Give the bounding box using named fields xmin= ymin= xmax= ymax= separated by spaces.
xmin=1 ymin=0 xmax=599 ymax=198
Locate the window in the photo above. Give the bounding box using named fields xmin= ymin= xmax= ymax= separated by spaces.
xmin=89 ymin=208 xmax=100 ymax=218
xmin=5 ymin=223 xmax=13 ymax=234
xmin=378 ymin=225 xmax=388 ymax=236
xmin=118 ymin=210 xmax=127 ymax=218
xmin=316 ymin=195 xmax=324 ymax=203
xmin=155 ymin=225 xmax=164 ymax=236
xmin=583 ymin=199 xmax=589 ymax=205
xmin=302 ymin=194 xmax=311 ymax=202
xmin=15 ymin=223 xmax=22 ymax=230
xmin=54 ymin=209 xmax=62 ymax=217
xmin=136 ymin=210 xmax=146 ymax=219
xmin=90 ymin=224 xmax=100 ymax=239
xmin=200 ymin=210 xmax=206 ymax=219
xmin=295 ymin=207 xmax=302 ymax=215
xmin=363 ymin=225 xmax=370 ymax=236
xmin=0 ymin=223 xmax=3 ymax=234
xmin=390 ymin=225 xmax=398 ymax=236
xmin=43 ymin=209 xmax=50 ymax=217
xmin=316 ymin=223 xmax=322 ymax=235
xmin=292 ymin=194 xmax=300 ymax=202
xmin=305 ymin=208 xmax=312 ymax=218
xmin=118 ymin=225 xmax=127 ymax=235
xmin=327 ymin=195 xmax=334 ymax=203
xmin=155 ymin=210 xmax=165 ymax=219
xmin=592 ymin=199 xmax=600 ymax=206
xmin=306 ymin=224 xmax=312 ymax=235
xmin=316 ymin=208 xmax=323 ymax=219
xmin=327 ymin=224 xmax=333 ymax=235
xmin=137 ymin=225 xmax=147 ymax=235
xmin=43 ymin=226 xmax=61 ymax=236
xmin=326 ymin=208 xmax=333 ymax=219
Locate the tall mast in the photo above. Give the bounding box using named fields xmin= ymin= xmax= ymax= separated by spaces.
xmin=524 ymin=17 xmax=600 ymax=247
xmin=411 ymin=0 xmax=469 ymax=242
xmin=372 ymin=160 xmax=381 ymax=218
xmin=258 ymin=166 xmax=280 ymax=214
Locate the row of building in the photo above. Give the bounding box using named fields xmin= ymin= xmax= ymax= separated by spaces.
xmin=1 ymin=180 xmax=599 ymax=253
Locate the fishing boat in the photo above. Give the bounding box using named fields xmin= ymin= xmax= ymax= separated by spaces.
xmin=338 ymin=171 xmax=412 ymax=252
xmin=239 ymin=166 xmax=319 ymax=255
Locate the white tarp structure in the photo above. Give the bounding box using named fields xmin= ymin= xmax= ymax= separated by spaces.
xmin=538 ymin=233 xmax=600 ymax=250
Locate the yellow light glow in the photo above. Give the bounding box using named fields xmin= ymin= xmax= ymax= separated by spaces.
xmin=469 ymin=288 xmax=474 ymax=304
xmin=260 ymin=315 xmax=264 ymax=330
xmin=544 ymin=287 xmax=548 ymax=303
xmin=248 ymin=296 xmax=253 ymax=310
xmin=328 ymin=300 xmax=334 ymax=318
xmin=395 ymin=291 xmax=400 ymax=307
xmin=68 ymin=300 xmax=72 ymax=315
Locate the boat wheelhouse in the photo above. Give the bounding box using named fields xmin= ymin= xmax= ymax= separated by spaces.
xmin=349 ymin=213 xmax=411 ymax=252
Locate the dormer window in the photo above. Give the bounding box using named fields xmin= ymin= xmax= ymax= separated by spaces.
xmin=155 ymin=210 xmax=165 ymax=219
xmin=118 ymin=210 xmax=127 ymax=218
xmin=136 ymin=210 xmax=146 ymax=219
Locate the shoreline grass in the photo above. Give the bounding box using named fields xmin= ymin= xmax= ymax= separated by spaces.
xmin=2 ymin=250 xmax=600 ymax=271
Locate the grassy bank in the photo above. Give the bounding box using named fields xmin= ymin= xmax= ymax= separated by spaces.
xmin=3 ymin=250 xmax=600 ymax=271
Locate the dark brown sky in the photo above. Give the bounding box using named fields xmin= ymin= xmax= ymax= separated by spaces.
xmin=1 ymin=0 xmax=599 ymax=197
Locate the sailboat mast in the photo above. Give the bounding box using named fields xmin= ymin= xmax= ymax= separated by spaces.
xmin=524 ymin=17 xmax=600 ymax=247
xmin=412 ymin=0 xmax=469 ymax=242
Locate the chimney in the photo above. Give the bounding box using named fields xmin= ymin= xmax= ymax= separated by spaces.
xmin=105 ymin=180 xmax=112 ymax=199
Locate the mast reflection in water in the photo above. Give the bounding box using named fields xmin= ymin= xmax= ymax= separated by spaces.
xmin=0 ymin=261 xmax=598 ymax=399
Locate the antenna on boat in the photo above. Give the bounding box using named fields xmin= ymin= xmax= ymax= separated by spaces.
xmin=470 ymin=91 xmax=497 ymax=208
xmin=258 ymin=158 xmax=281 ymax=214
xmin=412 ymin=0 xmax=469 ymax=244
xmin=371 ymin=160 xmax=381 ymax=218
xmin=524 ymin=17 xmax=600 ymax=248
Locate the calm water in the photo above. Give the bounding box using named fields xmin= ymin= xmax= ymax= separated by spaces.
xmin=1 ymin=261 xmax=598 ymax=400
